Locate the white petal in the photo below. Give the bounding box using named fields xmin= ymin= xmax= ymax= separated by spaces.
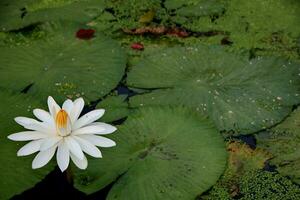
xmin=72 ymin=122 xmax=116 ymax=135
xmin=8 ymin=131 xmax=50 ymax=141
xmin=56 ymin=141 xmax=70 ymax=172
xmin=70 ymin=153 xmax=87 ymax=170
xmin=73 ymin=136 xmax=102 ymax=158
xmin=64 ymin=136 xmax=84 ymax=160
xmin=40 ymin=136 xmax=62 ymax=151
xmin=15 ymin=117 xmax=55 ymax=134
xmin=47 ymin=96 xmax=61 ymax=117
xmin=72 ymin=125 xmax=105 ymax=135
xmin=78 ymin=135 xmax=116 ymax=147
xmin=90 ymin=122 xmax=117 ymax=134
xmin=72 ymin=109 xmax=105 ymax=130
xmin=15 ymin=117 xmax=38 ymax=127
xmin=32 ymin=145 xmax=57 ymax=169
xmin=62 ymin=99 xmax=74 ymax=115
xmin=70 ymin=98 xmax=84 ymax=124
xmin=17 ymin=140 xmax=43 ymax=156
xmin=33 ymin=109 xmax=54 ymax=126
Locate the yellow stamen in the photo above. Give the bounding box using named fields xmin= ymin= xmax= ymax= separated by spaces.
xmin=56 ymin=109 xmax=68 ymax=128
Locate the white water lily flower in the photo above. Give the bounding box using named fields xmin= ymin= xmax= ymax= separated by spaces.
xmin=8 ymin=96 xmax=117 ymax=172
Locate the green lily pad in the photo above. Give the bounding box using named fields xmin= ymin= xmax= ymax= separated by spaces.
xmin=96 ymin=95 xmax=129 ymax=123
xmin=0 ymin=90 xmax=54 ymax=199
xmin=165 ymin=0 xmax=226 ymax=17
xmin=73 ymin=107 xmax=227 ymax=199
xmin=127 ymin=45 xmax=300 ymax=134
xmin=0 ymin=25 xmax=126 ymax=102
xmin=256 ymin=107 xmax=300 ymax=184
xmin=0 ymin=0 xmax=104 ymax=31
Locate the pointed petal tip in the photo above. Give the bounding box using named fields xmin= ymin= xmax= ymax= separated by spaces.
xmin=80 ymin=162 xmax=88 ymax=170
xmin=94 ymin=153 xmax=103 ymax=158
xmin=112 ymin=126 xmax=117 ymax=132
xmin=47 ymin=96 xmax=55 ymax=104
xmin=76 ymin=97 xmax=84 ymax=102
xmin=63 ymin=99 xmax=73 ymax=106
xmin=58 ymin=165 xmax=68 ymax=172
xmin=111 ymin=141 xmax=117 ymax=147
xmin=17 ymin=151 xmax=26 ymax=156
xmin=94 ymin=109 xmax=105 ymax=116
xmin=7 ymin=134 xmax=13 ymax=140
xmin=32 ymin=163 xmax=40 ymax=169
xmin=14 ymin=116 xmax=23 ymax=123
xmin=73 ymin=97 xmax=85 ymax=108
xmin=7 ymin=132 xmax=26 ymax=141
xmin=99 ymin=109 xmax=105 ymax=114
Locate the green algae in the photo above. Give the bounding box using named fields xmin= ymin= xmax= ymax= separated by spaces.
xmin=201 ymin=170 xmax=300 ymax=200
xmin=200 ymin=141 xmax=300 ymax=200
xmin=87 ymin=0 xmax=300 ymax=59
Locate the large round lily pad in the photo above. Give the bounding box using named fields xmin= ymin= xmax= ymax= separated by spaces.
xmin=0 ymin=26 xmax=126 ymax=102
xmin=0 ymin=0 xmax=104 ymax=31
xmin=73 ymin=107 xmax=227 ymax=199
xmin=0 ymin=90 xmax=54 ymax=199
xmin=127 ymin=45 xmax=300 ymax=134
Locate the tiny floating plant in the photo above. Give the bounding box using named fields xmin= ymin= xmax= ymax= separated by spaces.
xmin=8 ymin=96 xmax=117 ymax=172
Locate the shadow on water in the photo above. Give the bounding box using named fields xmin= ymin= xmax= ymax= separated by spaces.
xmin=11 ymin=167 xmax=124 ymax=200
xmin=234 ymin=134 xmax=256 ymax=149
xmin=11 ymin=168 xmax=86 ymax=200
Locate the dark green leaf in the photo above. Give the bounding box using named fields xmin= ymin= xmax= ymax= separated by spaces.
xmin=127 ymin=45 xmax=300 ymax=134
xmin=73 ymin=107 xmax=227 ymax=199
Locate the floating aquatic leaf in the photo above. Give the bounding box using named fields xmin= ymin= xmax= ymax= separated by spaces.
xmin=73 ymin=107 xmax=227 ymax=199
xmin=0 ymin=90 xmax=54 ymax=199
xmin=127 ymin=45 xmax=300 ymax=134
xmin=0 ymin=24 xmax=126 ymax=102
xmin=165 ymin=0 xmax=226 ymax=17
xmin=0 ymin=0 xmax=104 ymax=31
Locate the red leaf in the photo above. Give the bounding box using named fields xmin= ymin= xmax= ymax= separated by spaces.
xmin=76 ymin=29 xmax=95 ymax=40
xmin=131 ymin=43 xmax=144 ymax=50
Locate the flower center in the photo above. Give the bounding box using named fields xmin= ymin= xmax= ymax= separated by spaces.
xmin=56 ymin=109 xmax=71 ymax=136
